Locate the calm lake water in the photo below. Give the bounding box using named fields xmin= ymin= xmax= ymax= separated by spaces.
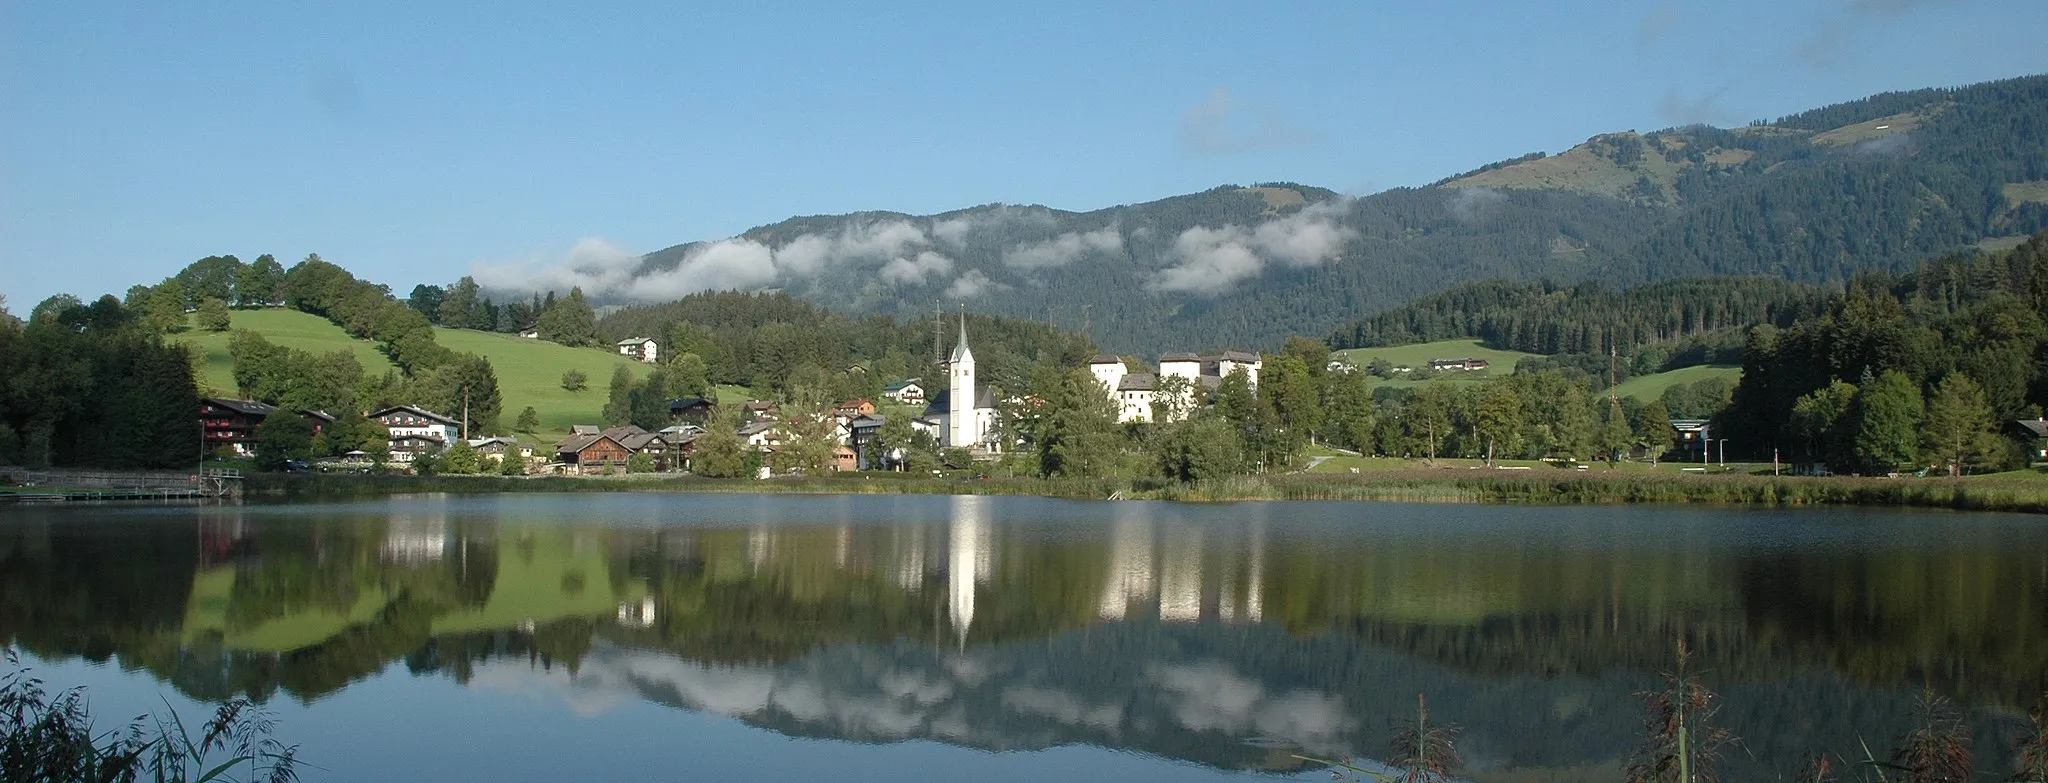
xmin=3 ymin=493 xmax=2045 ymax=781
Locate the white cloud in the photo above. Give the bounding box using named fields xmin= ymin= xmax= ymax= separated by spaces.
xmin=931 ymin=206 xmax=1059 ymax=248
xmin=945 ymin=270 xmax=999 ymax=299
xmin=469 ymin=237 xmax=644 ymax=298
xmin=1446 ymin=187 xmax=1507 ymax=224
xmin=879 ymin=251 xmax=955 ymax=285
xmin=1180 ymin=87 xmax=1320 ymax=156
xmin=1002 ymin=227 xmax=1123 ymax=270
xmin=1147 ymin=199 xmax=1355 ymax=295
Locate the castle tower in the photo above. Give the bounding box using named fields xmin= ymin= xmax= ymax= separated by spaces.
xmin=948 ymin=310 xmax=976 ymax=449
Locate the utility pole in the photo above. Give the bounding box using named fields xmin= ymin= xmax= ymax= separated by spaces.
xmin=462 ymin=388 xmax=470 ymax=441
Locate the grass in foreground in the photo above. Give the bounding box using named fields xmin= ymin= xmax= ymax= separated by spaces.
xmin=248 ymin=465 xmax=2048 ymax=513
xmin=1 ymin=649 xmax=301 ymax=782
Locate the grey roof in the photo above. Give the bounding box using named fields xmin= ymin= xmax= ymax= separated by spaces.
xmin=301 ymin=409 xmax=337 ymax=423
xmin=368 ymin=405 xmax=459 ymax=425
xmin=1158 ymin=352 xmax=1201 ymax=362
xmin=1089 ymin=353 xmax=1124 ymax=365
xmin=737 ymin=421 xmax=777 ymax=436
xmin=2019 ymin=419 xmax=2048 ymax=438
xmin=203 ymin=398 xmax=278 ymax=417
xmin=922 ymin=385 xmax=998 ymax=416
xmin=616 ymin=337 xmax=652 ymax=345
xmin=883 ymin=378 xmax=922 ymax=392
xmin=1217 ymin=350 xmax=1262 ymax=363
xmin=848 ymin=413 xmax=887 ymax=428
xmin=1118 ymin=373 xmax=1158 ymax=391
xmin=570 ymin=424 xmax=600 ymax=436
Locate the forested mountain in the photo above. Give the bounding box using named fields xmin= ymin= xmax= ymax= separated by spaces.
xmin=1329 ymin=277 xmax=1833 ymax=356
xmin=489 ymin=75 xmax=2048 ymax=355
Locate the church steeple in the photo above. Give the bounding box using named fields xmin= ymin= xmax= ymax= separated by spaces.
xmin=948 ymin=307 xmax=976 ymax=450
xmin=949 ymin=307 xmax=974 ymax=365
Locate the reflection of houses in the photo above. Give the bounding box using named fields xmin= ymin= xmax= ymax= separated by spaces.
xmin=382 ymin=513 xmax=449 ymax=564
xmin=616 ymin=337 xmax=658 ymax=363
xmin=617 ymin=596 xmax=657 ymax=628
xmin=1095 ymin=504 xmax=1267 ymax=624
xmin=200 ymin=398 xmax=277 ymax=456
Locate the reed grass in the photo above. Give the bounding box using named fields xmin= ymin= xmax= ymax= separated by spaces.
xmin=242 ymin=468 xmax=2048 ymax=513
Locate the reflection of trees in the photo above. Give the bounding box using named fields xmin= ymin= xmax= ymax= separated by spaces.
xmin=5 ymin=500 xmax=2047 ymax=775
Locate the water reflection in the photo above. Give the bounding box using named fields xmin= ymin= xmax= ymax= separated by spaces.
xmin=3 ymin=495 xmax=2047 ymax=779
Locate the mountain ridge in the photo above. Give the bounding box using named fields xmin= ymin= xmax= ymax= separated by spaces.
xmin=477 ymin=75 xmax=2048 ymax=355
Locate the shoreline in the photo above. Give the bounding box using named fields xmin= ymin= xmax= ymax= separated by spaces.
xmin=230 ymin=470 xmax=2048 ymax=514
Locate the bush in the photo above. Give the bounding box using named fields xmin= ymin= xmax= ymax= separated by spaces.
xmin=1 ymin=649 xmax=302 ymax=782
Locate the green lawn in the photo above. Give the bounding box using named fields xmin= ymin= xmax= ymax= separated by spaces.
xmin=175 ymin=308 xmax=707 ymax=439
xmin=433 ymin=327 xmax=654 ymax=437
xmin=178 ymin=309 xmax=398 ymax=395
xmin=1334 ymin=339 xmax=1539 ymax=386
xmin=1608 ymin=365 xmax=1742 ymax=402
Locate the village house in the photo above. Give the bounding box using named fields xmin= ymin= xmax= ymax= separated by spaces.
xmin=553 ymin=430 xmax=632 ymax=474
xmin=1427 ymin=358 xmax=1490 ymax=372
xmin=2014 ymin=419 xmax=2048 ymax=465
xmin=740 ymin=400 xmax=781 ymax=422
xmin=466 ymin=437 xmax=530 ymax=462
xmin=200 ymin=398 xmax=278 ymax=456
xmin=847 ymin=413 xmax=889 ymax=470
xmin=369 ymin=405 xmax=461 ymax=463
xmin=882 ymin=379 xmax=925 ymax=405
xmin=667 ymin=396 xmax=715 ymax=423
xmin=832 ymin=399 xmax=877 ymax=419
xmin=616 ymin=337 xmax=659 ymax=363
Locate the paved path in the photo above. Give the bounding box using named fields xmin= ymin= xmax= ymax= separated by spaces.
xmin=1301 ymin=456 xmax=1332 ymax=473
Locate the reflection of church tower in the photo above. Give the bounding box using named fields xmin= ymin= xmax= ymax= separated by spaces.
xmin=948 ymin=494 xmax=992 ymax=647
xmin=948 ymin=310 xmax=976 ymax=449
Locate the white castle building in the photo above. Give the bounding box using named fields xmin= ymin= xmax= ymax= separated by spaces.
xmin=1089 ymin=351 xmax=1262 ymax=424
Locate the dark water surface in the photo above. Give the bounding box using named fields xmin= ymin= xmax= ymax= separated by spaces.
xmin=3 ymin=494 xmax=2045 ymax=781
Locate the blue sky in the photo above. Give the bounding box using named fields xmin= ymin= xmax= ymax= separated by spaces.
xmin=3 ymin=0 xmax=2044 ymax=309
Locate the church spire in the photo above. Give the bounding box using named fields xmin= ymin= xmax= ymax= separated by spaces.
xmin=949 ymin=306 xmax=974 ymax=365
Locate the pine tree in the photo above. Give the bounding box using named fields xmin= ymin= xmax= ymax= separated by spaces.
xmin=1920 ymin=373 xmax=2000 ymax=476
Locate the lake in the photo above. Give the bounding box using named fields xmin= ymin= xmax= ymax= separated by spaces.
xmin=3 ymin=493 xmax=2045 ymax=781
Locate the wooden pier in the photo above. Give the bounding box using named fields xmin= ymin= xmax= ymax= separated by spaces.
xmin=0 ymin=467 xmax=242 ymax=504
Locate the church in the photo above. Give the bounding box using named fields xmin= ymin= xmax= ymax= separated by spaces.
xmin=917 ymin=314 xmax=1002 ymax=452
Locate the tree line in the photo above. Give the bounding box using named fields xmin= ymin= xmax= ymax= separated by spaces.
xmin=1721 ymin=232 xmax=2048 ymax=474
xmin=0 ymin=295 xmax=199 ymax=468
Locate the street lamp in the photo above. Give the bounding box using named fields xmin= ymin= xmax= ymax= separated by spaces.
xmin=1717 ymin=439 xmax=1728 ymax=469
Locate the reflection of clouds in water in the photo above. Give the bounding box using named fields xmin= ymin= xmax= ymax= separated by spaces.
xmin=472 ymin=644 xmax=1353 ymax=760
xmin=1002 ymin=686 xmax=1123 ymax=730
xmin=1151 ymin=662 xmax=1353 ymax=756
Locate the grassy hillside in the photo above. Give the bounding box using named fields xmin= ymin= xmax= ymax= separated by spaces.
xmin=178 ymin=309 xmax=397 ymax=395
xmin=177 ymin=309 xmax=670 ymax=438
xmin=432 ymin=328 xmax=654 ymax=436
xmin=1334 ymin=339 xmax=1537 ymax=379
xmin=1608 ymin=365 xmax=1742 ymax=402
